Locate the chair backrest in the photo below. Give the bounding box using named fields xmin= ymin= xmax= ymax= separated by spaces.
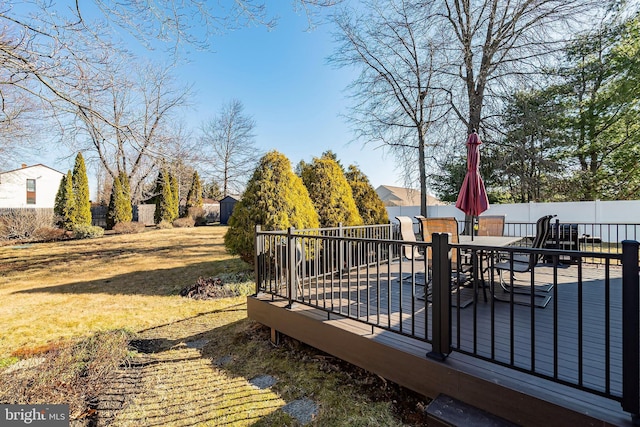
xmin=531 ymin=215 xmax=554 ymax=249
xmin=477 ymin=215 xmax=505 ymax=236
xmin=418 ymin=217 xmax=459 ymax=263
xmin=526 ymin=214 xmax=555 ymax=270
xmin=395 ymin=216 xmax=421 ymax=260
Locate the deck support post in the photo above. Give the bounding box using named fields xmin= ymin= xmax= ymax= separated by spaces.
xmin=622 ymin=240 xmax=640 ymax=421
xmin=427 ymin=232 xmax=452 ymax=361
xmin=270 ymin=328 xmax=282 ymax=346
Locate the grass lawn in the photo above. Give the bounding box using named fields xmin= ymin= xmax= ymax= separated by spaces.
xmin=0 ymin=226 xmax=428 ymax=426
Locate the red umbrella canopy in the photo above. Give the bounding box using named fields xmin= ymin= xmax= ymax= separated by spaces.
xmin=455 ymin=132 xmax=489 ymax=217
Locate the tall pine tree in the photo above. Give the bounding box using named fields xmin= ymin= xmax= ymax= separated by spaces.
xmin=106 ymin=172 xmax=133 ymax=229
xmin=154 ymin=166 xmax=178 ymax=224
xmin=61 ymin=170 xmax=76 ymax=230
xmin=72 ymin=152 xmax=92 ymax=226
xmin=53 ymin=173 xmax=68 ymax=225
xmin=169 ymin=171 xmax=179 ymax=220
xmin=186 ymin=171 xmax=203 ymax=210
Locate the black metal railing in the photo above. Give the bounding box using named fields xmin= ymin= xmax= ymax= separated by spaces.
xmin=254 ymin=223 xmax=640 ymax=422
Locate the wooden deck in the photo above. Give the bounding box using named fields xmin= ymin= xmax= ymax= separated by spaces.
xmin=249 ymin=259 xmax=633 ymax=426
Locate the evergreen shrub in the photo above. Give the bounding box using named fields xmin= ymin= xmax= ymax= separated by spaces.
xmin=300 ymin=157 xmax=363 ymax=227
xmin=224 ymin=150 xmax=319 ymax=263
xmin=72 ymin=224 xmax=104 ymax=239
xmin=345 ymin=164 xmax=389 ymax=225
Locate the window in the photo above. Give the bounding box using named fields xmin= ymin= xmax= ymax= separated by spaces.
xmin=26 ymin=179 xmax=36 ymax=204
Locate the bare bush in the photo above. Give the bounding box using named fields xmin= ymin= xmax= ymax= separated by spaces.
xmin=1 ymin=330 xmax=131 ymax=421
xmin=32 ymin=227 xmax=67 ymax=242
xmin=0 ymin=209 xmax=56 ymax=240
xmin=187 ymin=206 xmax=207 ymax=226
xmin=113 ymin=221 xmax=146 ymax=234
xmin=172 ymin=217 xmax=195 ymax=228
xmin=157 ymin=220 xmax=173 ymax=229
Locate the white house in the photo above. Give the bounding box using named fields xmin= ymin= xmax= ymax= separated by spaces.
xmin=0 ymin=164 xmax=65 ymax=209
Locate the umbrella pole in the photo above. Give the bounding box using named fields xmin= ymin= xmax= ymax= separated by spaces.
xmin=471 ymin=215 xmax=475 ymax=241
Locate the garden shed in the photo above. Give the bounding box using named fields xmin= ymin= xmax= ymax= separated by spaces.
xmin=220 ymin=195 xmax=241 ymax=225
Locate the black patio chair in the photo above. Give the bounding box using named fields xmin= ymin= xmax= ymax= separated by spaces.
xmin=492 ymin=214 xmax=556 ymax=306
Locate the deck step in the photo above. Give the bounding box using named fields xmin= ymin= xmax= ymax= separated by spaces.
xmin=426 ymin=394 xmax=519 ymax=427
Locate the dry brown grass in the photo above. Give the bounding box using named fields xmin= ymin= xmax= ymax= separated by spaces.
xmin=0 ymin=226 xmax=429 ymax=426
xmin=0 ymin=226 xmax=248 ymax=359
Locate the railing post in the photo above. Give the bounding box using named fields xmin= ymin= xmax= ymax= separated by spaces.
xmin=622 ymin=240 xmax=640 ymax=421
xmin=286 ymin=227 xmax=297 ymax=308
xmin=338 ymin=222 xmax=344 ymax=277
xmin=253 ymin=225 xmax=261 ymax=296
xmin=427 ymin=232 xmax=452 ymax=361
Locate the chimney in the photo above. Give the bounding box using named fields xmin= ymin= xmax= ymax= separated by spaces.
xmin=21 ymin=163 xmax=27 ymax=168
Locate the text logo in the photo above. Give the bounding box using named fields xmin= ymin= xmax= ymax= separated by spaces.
xmin=1 ymin=405 xmax=69 ymax=426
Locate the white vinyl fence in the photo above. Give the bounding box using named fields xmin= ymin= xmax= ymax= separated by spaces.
xmin=388 ymin=200 xmax=640 ymax=243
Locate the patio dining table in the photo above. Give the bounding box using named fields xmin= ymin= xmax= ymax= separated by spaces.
xmin=457 ymin=235 xmax=525 ymax=302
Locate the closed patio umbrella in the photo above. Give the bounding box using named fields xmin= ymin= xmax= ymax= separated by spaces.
xmin=455 ymin=132 xmax=489 ymax=237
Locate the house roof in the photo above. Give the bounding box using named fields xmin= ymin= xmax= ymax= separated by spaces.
xmin=375 ymin=185 xmax=445 ymax=207
xmin=0 ymin=163 xmax=64 ymax=176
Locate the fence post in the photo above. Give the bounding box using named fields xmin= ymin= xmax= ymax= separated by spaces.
xmin=253 ymin=225 xmax=261 ymax=296
xmin=622 ymin=240 xmax=640 ymax=421
xmin=286 ymin=227 xmax=297 ymax=308
xmin=427 ymin=232 xmax=451 ymax=361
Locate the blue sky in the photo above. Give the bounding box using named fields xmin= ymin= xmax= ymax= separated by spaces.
xmin=171 ymin=5 xmax=403 ymax=188
xmin=23 ymin=3 xmax=404 ymax=193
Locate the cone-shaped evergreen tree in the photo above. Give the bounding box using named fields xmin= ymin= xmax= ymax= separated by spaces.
xmin=53 ymin=173 xmax=68 ymax=221
xmin=119 ymin=172 xmax=132 ymax=219
xmin=169 ymin=171 xmax=179 ymax=220
xmin=154 ymin=166 xmax=177 ymax=224
xmin=106 ymin=175 xmax=121 ymax=230
xmin=300 ymin=156 xmax=363 ymax=228
xmin=345 ymin=164 xmax=389 ymax=225
xmin=224 ymin=150 xmax=319 ymax=263
xmin=185 ymin=171 xmax=203 ymax=211
xmin=107 ymin=172 xmax=133 ymax=229
xmin=61 ymin=170 xmax=76 ymax=230
xmin=72 ymin=152 xmax=92 ymax=226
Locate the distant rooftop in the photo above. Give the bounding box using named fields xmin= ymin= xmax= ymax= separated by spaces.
xmin=375 ymin=185 xmax=445 ymax=207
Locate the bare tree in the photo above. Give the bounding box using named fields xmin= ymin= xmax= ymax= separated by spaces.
xmin=67 ymin=57 xmax=191 ymax=203
xmin=201 ymin=100 xmax=261 ymax=197
xmin=429 ymin=0 xmax=609 ymax=136
xmin=331 ymin=0 xmax=449 ymax=216
xmin=0 ymin=1 xmax=341 ymax=164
